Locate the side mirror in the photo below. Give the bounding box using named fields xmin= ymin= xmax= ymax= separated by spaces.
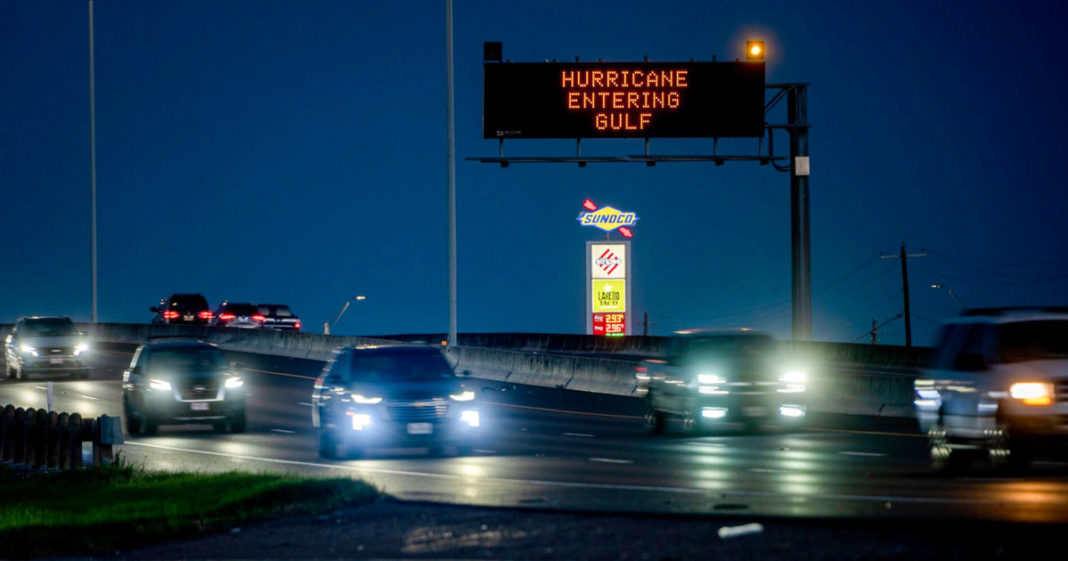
xmin=150 ymin=306 xmax=159 ymax=313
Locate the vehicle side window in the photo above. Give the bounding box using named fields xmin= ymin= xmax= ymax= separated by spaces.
xmin=129 ymin=347 xmax=143 ymax=370
xmin=933 ymin=324 xmax=970 ymax=370
xmin=953 ymin=325 xmax=991 ymax=372
xmin=325 ymin=351 xmax=352 ymax=385
xmin=135 ymin=347 xmax=151 ymax=372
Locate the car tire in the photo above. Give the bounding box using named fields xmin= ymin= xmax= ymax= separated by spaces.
xmin=644 ymin=396 xmax=666 ymax=435
xmin=987 ymin=422 xmax=1032 ymax=473
xmin=318 ymin=428 xmax=344 ymax=459
xmin=5 ymin=362 xmax=14 ymax=380
xmin=124 ymin=401 xmax=142 ymax=435
xmin=928 ymin=424 xmax=969 ymax=474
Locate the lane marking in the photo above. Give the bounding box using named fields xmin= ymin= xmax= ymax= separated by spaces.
xmin=589 ymin=457 xmax=633 ymax=464
xmin=119 ymin=441 xmax=1005 ymax=506
xmin=271 ymin=429 xmax=296 ymax=434
xmin=298 ymin=402 xmax=314 ymax=407
xmin=490 ymin=401 xmax=641 ymax=420
xmin=78 ymin=394 xmax=99 ymax=401
xmin=749 ymin=468 xmax=784 ymax=473
xmin=244 ymin=367 xmax=317 ymax=381
xmin=564 ymin=432 xmax=595 ymax=438
xmin=811 ymin=427 xmax=925 ymax=439
xmin=473 ymin=449 xmax=496 ymax=454
xmin=839 ymin=451 xmax=886 ymax=458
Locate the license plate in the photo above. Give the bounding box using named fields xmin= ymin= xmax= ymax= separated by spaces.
xmin=183 ymin=315 xmax=194 ymax=321
xmin=190 ymin=402 xmax=210 ymax=411
xmin=50 ymin=358 xmax=63 ymax=364
xmin=743 ymin=406 xmax=766 ymax=417
xmin=407 ymin=422 xmax=433 ymax=435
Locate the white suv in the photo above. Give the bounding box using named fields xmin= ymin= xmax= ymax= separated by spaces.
xmin=915 ymin=307 xmax=1068 ymax=472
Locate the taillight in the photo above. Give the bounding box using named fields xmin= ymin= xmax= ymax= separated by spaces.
xmin=199 ymin=310 xmax=214 ymax=320
xmin=252 ymin=314 xmax=265 ymax=322
xmin=294 ymin=321 xmax=301 ymax=331
xmin=219 ymin=313 xmax=235 ymax=321
xmin=162 ymin=310 xmax=179 ymax=320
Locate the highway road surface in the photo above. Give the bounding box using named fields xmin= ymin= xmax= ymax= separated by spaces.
xmin=3 ymin=343 xmax=1067 ymax=523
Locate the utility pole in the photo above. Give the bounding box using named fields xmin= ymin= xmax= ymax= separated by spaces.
xmin=445 ymin=0 xmax=458 ymax=348
xmin=788 ymin=85 xmax=812 ymax=341
xmin=642 ymin=310 xmax=648 ymax=336
xmin=89 ymin=0 xmax=98 ymax=324
xmin=871 ymin=318 xmax=878 ymax=345
xmin=880 ymin=243 xmax=926 ymax=348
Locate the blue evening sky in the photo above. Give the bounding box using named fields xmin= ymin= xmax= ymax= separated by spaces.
xmin=2 ymin=0 xmax=1066 ymax=345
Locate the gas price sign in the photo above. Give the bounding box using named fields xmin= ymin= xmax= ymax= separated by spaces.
xmin=592 ymin=313 xmax=626 ymax=337
xmin=484 ymin=61 xmax=764 ymax=138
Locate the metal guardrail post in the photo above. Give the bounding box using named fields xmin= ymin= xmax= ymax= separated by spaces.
xmin=46 ymin=411 xmax=59 ymax=469
xmin=1 ymin=405 xmax=13 ymax=462
xmin=70 ymin=413 xmax=83 ymax=469
xmin=57 ymin=412 xmax=70 ymax=468
xmin=24 ymin=409 xmax=37 ymax=469
xmin=33 ymin=408 xmax=47 ymax=469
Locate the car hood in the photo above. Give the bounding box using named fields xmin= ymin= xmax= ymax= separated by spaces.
xmin=17 ymin=336 xmax=84 ymax=347
xmin=994 ymin=359 xmax=1068 ymax=382
xmin=348 ymin=379 xmax=465 ymax=401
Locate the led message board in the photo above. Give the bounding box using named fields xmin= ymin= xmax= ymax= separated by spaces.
xmin=484 ymin=62 xmax=764 ymax=138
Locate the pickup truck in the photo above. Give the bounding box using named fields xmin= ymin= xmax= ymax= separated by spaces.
xmin=635 ymin=329 xmax=808 ymax=433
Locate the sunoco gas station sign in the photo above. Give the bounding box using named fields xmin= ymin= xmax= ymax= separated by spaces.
xmin=586 ymin=240 xmax=631 ymax=337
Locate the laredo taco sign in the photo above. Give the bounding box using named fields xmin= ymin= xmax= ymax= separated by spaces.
xmin=577 ymin=199 xmax=637 ymax=238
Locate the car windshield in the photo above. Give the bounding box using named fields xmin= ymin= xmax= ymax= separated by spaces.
xmin=997 ymin=320 xmax=1068 ymax=363
xmin=259 ymin=306 xmax=293 ymax=317
xmin=21 ymin=318 xmax=77 ymax=337
xmin=150 ymin=347 xmax=227 ymax=373
xmin=168 ymin=296 xmax=208 ymax=311
xmin=222 ymin=304 xmax=258 ymax=316
xmin=348 ymin=349 xmax=453 ymax=382
xmin=684 ymin=335 xmax=773 ymax=357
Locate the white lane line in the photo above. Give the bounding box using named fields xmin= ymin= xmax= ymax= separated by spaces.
xmin=270 ymin=429 xmax=296 ymax=434
xmin=78 ymin=394 xmax=99 ymax=401
xmin=298 ymin=402 xmax=314 ymax=407
xmin=119 ymin=441 xmax=1005 ymax=506
xmin=589 ymin=457 xmax=633 ymax=464
xmin=34 ymin=386 xmax=48 ymax=390
xmin=749 ymin=468 xmax=784 ymax=473
xmin=564 ymin=432 xmax=595 ymax=438
xmin=839 ymin=451 xmax=886 ymax=458
xmin=473 ymin=449 xmax=496 ymax=454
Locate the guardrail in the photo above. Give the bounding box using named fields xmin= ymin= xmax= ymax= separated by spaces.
xmin=0 ymin=404 xmax=124 ymax=470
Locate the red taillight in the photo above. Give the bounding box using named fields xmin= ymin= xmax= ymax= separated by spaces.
xmin=199 ymin=310 xmax=214 ymax=320
xmin=635 ymin=366 xmax=647 ymax=373
xmin=294 ymin=321 xmax=301 ymax=331
xmin=252 ymin=314 xmax=265 ymax=322
xmin=218 ymin=313 xmax=235 ymax=321
xmin=162 ymin=310 xmax=179 ymax=320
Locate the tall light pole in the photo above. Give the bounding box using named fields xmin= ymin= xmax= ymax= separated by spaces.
xmin=445 ymin=0 xmax=458 ymax=347
xmin=88 ymin=0 xmax=98 ymax=323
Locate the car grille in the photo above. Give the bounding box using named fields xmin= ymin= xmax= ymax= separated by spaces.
xmin=386 ymin=401 xmax=448 ymax=422
xmin=178 ymin=385 xmax=219 ymax=400
xmin=42 ymin=347 xmax=74 ymax=357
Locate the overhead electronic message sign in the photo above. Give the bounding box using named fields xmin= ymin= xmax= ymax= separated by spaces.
xmin=484 ymin=61 xmax=765 ymax=139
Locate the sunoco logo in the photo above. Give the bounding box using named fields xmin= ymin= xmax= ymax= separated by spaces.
xmin=577 ymin=206 xmax=638 ymax=233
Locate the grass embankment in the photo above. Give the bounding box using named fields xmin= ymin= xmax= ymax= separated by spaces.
xmin=0 ymin=462 xmax=378 ymax=558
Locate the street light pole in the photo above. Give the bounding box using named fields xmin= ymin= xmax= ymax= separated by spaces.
xmin=88 ymin=0 xmax=98 ymax=324
xmin=445 ymin=0 xmax=458 ymax=348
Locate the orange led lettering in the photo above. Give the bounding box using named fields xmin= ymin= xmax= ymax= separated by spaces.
xmin=561 ymin=71 xmax=575 ymax=88
xmin=606 ymin=70 xmax=619 ymax=87
xmin=676 ymin=69 xmax=688 ymax=87
xmin=592 ymin=70 xmax=603 ymax=88
xmin=568 ymin=92 xmax=580 ymax=109
xmin=612 ymin=92 xmax=624 ymax=109
xmin=668 ymin=91 xmax=680 ymax=109
xmin=627 ymin=92 xmax=639 ymax=109
xmin=632 ymin=70 xmax=644 ymax=87
xmin=560 ymin=66 xmax=690 ymax=134
xmin=595 ymin=113 xmax=608 ymax=130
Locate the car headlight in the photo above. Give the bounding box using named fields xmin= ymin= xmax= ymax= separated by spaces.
xmin=19 ymin=344 xmax=37 ymax=356
xmin=781 ymin=370 xmax=806 ymax=384
xmin=460 ymin=409 xmax=480 ymax=427
xmin=148 ymin=378 xmax=172 ymax=391
xmin=450 ymin=390 xmax=476 ymax=402
xmin=351 ymin=394 xmax=383 ymax=404
xmin=225 ymin=376 xmax=244 ymax=389
xmin=697 ymin=374 xmax=725 ymax=385
xmin=74 ymin=342 xmax=90 ymax=355
xmin=349 ymin=413 xmax=372 ymax=430
xmin=1009 ymin=382 xmax=1054 ymax=406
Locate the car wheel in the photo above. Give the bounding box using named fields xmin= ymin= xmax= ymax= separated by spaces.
xmin=643 ymin=396 xmax=665 ymax=434
xmin=124 ymin=400 xmax=142 ymax=435
xmin=928 ymin=424 xmax=968 ymax=474
xmin=987 ymin=422 xmax=1031 ymax=473
xmin=5 ymin=362 xmax=14 ymax=380
xmin=318 ymin=428 xmax=343 ymax=459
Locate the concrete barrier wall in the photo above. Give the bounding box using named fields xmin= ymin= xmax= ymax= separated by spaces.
xmin=2 ymin=323 xmax=921 ymax=418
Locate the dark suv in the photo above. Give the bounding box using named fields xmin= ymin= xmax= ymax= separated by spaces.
xmin=122 ymin=339 xmax=246 ymax=434
xmin=257 ymin=304 xmax=301 ymax=331
xmin=312 ymin=345 xmax=481 ymax=458
xmin=151 ymin=294 xmax=213 ymax=325
xmin=211 ymin=302 xmax=264 ymax=329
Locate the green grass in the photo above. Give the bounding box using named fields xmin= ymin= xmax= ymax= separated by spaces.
xmin=0 ymin=461 xmax=378 ymax=558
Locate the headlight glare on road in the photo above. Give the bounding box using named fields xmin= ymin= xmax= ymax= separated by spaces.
xmin=225 ymin=376 xmax=244 ymax=389
xmin=351 ymin=394 xmax=383 ymax=404
xmin=450 ymin=390 xmax=476 ymax=402
xmin=781 ymin=370 xmax=806 ymax=383
xmin=74 ymin=342 xmax=90 ymax=355
xmin=460 ymin=409 xmax=480 ymax=427
xmin=19 ymin=344 xmax=37 ymax=356
xmin=149 ymin=378 xmax=172 ymax=391
xmin=1009 ymin=382 xmax=1054 ymax=406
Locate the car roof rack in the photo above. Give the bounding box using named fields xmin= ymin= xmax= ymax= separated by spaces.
xmin=961 ymin=306 xmax=1068 ymax=317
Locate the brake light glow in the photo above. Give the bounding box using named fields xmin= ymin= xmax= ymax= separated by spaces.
xmin=219 ymin=313 xmax=235 ymax=321
xmin=294 ymin=321 xmax=302 ymax=331
xmin=198 ymin=311 xmax=214 ymax=320
xmin=252 ymin=314 xmax=265 ymax=322
xmin=162 ymin=310 xmax=179 ymax=319
xmin=1009 ymin=382 xmax=1054 ymax=406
